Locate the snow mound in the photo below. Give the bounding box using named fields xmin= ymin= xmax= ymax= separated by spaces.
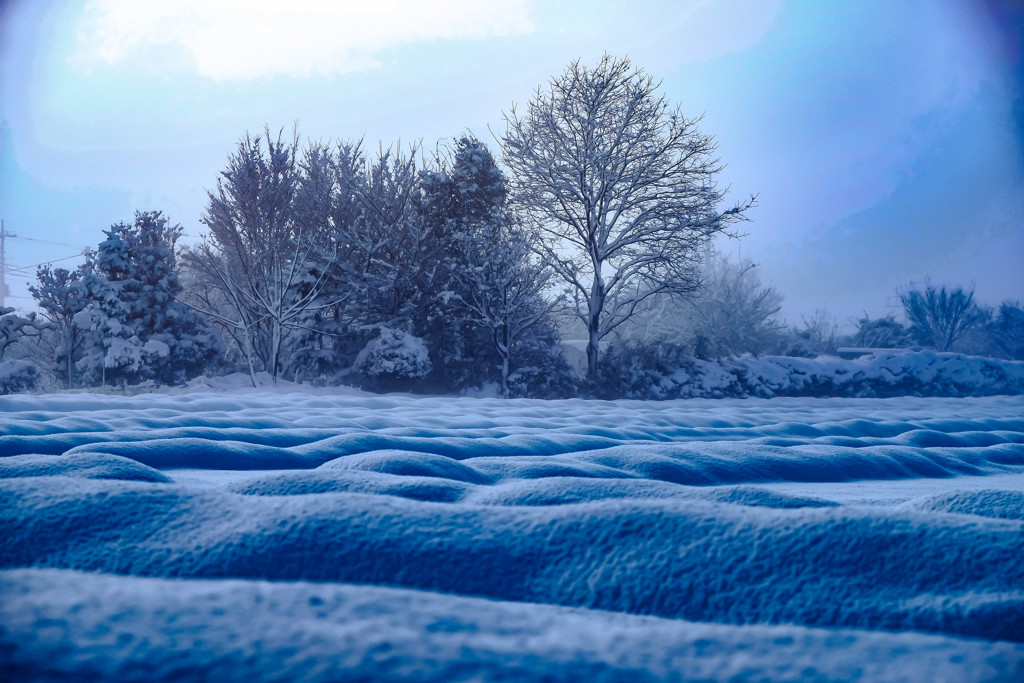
xmin=0 ymin=452 xmax=171 ymax=483
xmin=65 ymin=438 xmax=320 ymax=469
xmin=3 ymin=476 xmax=1022 ymax=642
xmin=227 ymin=469 xmax=838 ymax=510
xmin=2 ymin=391 xmax=1023 ymax=678
xmin=317 ymin=449 xmax=494 ymax=484
xmin=902 ymin=489 xmax=1024 ymax=521
xmin=228 ymin=469 xmax=472 ymax=503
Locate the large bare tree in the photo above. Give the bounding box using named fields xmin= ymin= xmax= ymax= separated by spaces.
xmin=500 ymin=55 xmax=753 ymax=377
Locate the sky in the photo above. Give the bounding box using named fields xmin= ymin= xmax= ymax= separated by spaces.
xmin=1 ymin=0 xmax=1022 ymax=329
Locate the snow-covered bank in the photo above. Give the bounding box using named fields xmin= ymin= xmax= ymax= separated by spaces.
xmin=2 ymin=392 xmax=1023 ymax=679
xmin=612 ymin=350 xmax=1024 ymax=399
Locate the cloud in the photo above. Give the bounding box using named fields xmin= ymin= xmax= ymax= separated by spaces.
xmin=76 ymin=0 xmax=534 ymax=81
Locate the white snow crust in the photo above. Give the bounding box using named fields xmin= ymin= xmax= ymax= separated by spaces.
xmin=2 ymin=390 xmax=1023 ymax=680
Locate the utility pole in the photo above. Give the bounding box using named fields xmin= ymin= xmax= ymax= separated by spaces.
xmin=0 ymin=219 xmax=13 ymax=308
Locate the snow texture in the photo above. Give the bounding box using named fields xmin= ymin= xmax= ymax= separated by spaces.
xmin=1 ymin=390 xmax=1023 ymax=680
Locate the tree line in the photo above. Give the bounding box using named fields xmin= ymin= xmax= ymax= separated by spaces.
xmin=1 ymin=56 xmax=1021 ymax=396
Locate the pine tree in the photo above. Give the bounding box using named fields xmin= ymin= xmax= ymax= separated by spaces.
xmin=94 ymin=211 xmax=219 ymax=384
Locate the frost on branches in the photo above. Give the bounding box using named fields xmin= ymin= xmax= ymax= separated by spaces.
xmin=501 ymin=55 xmax=754 ymax=379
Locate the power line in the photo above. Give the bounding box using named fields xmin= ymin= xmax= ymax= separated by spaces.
xmin=1 ymin=221 xmax=12 ymax=307
xmin=8 ymin=234 xmax=90 ymax=250
xmin=7 ymin=251 xmax=88 ymax=273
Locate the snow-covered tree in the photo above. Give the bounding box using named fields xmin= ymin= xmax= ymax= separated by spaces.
xmin=286 ymin=139 xmax=365 ymax=380
xmin=989 ymin=301 xmax=1024 ymax=360
xmin=188 ymin=127 xmax=337 ymax=384
xmin=0 ymin=306 xmax=37 ymax=362
xmin=92 ymin=211 xmax=218 ymax=384
xmin=30 ymin=264 xmax=91 ymax=388
xmin=0 ymin=306 xmax=40 ymax=394
xmin=438 ymin=137 xmax=562 ymax=395
xmin=628 ymin=254 xmax=784 ymax=359
xmin=347 ymin=142 xmax=427 ymax=330
xmin=72 ymin=282 xmax=146 ymax=388
xmin=500 ymin=55 xmax=753 ymax=378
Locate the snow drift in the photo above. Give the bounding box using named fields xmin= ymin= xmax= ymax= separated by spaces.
xmin=1 ymin=390 xmax=1022 ymax=680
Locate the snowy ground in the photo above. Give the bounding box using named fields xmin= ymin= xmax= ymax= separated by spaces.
xmin=2 ymin=390 xmax=1023 ymax=681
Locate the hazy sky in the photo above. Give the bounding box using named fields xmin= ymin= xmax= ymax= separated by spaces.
xmin=1 ymin=0 xmax=1021 ymax=327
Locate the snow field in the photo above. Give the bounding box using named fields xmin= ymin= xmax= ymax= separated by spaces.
xmin=1 ymin=391 xmax=1023 ymax=680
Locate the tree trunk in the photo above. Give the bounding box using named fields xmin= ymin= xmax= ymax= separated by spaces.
xmin=243 ymin=337 xmax=258 ymax=388
xmin=586 ymin=327 xmax=600 ymax=379
xmin=66 ymin=327 xmax=74 ymax=390
xmin=586 ymin=278 xmax=604 ymax=378
xmin=270 ymin=320 xmax=281 ymax=383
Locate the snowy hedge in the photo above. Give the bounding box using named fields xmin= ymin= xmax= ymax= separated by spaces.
xmin=604 ymin=350 xmax=1024 ymax=400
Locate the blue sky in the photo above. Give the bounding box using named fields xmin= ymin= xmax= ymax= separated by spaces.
xmin=1 ymin=0 xmax=1021 ymax=327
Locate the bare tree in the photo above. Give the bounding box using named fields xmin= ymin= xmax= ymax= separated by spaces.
xmin=685 ymin=254 xmax=784 ymax=359
xmin=900 ymin=283 xmax=988 ymax=352
xmin=185 ymin=127 xmax=337 ymax=384
xmin=500 ymin=55 xmax=753 ymax=378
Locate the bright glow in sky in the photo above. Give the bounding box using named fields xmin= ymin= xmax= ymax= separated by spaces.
xmin=77 ymin=0 xmax=533 ymax=80
xmin=1 ymin=0 xmax=1021 ymax=327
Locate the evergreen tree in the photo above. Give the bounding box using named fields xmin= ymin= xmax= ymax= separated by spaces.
xmin=30 ymin=264 xmax=91 ymax=388
xmin=94 ymin=211 xmax=220 ymax=384
xmin=428 ymin=136 xmax=565 ymax=395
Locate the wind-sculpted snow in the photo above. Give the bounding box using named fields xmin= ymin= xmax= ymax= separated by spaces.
xmin=2 ymin=475 xmax=1023 ymax=643
xmin=2 ymin=390 xmax=1023 ymax=680
xmin=2 ymin=393 xmax=1023 ymax=485
xmin=3 ymin=569 xmax=1021 ymax=683
xmin=902 ymin=489 xmax=1024 ymax=521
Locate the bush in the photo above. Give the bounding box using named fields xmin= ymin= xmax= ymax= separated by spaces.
xmin=851 ymin=314 xmax=910 ymax=349
xmin=507 ymin=331 xmax=579 ymax=399
xmin=595 ymin=341 xmax=694 ymax=399
xmin=900 ymin=284 xmax=987 ymax=352
xmin=353 ymin=328 xmax=432 ymax=391
xmin=0 ymin=360 xmax=39 ymax=395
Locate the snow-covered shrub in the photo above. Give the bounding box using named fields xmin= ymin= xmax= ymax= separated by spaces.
xmin=595 ymin=341 xmax=695 ymax=399
xmin=0 ymin=360 xmax=38 ymax=395
xmin=353 ymin=328 xmax=432 ymax=390
xmin=900 ymin=284 xmax=988 ymax=352
xmin=851 ymin=314 xmax=910 ymax=349
xmin=782 ymin=310 xmax=840 ymax=357
xmin=506 ymin=331 xmax=579 ymax=399
xmin=715 ymin=351 xmax=1024 ymax=399
xmin=591 ymin=348 xmax=1024 ymax=400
